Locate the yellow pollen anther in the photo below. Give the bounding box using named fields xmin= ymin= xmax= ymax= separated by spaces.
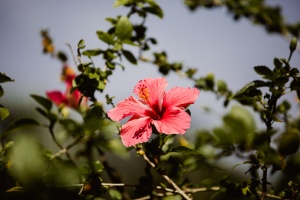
xmin=138 ymin=87 xmax=150 ymax=101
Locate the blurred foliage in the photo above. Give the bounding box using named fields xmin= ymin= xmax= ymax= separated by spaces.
xmin=1 ymin=0 xmax=300 ymax=200
xmin=184 ymin=0 xmax=300 ymax=37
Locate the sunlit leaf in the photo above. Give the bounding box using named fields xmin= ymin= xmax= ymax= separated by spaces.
xmin=96 ymin=31 xmax=114 ymax=45
xmin=0 ymin=106 xmax=9 ymax=120
xmin=115 ymin=16 xmax=133 ymax=41
xmin=108 ymin=189 xmax=122 ymax=200
xmin=113 ymin=0 xmax=130 ymax=7
xmin=217 ymin=79 xmax=227 ymax=93
xmin=93 ymin=160 xmax=104 ymax=173
xmin=82 ymin=49 xmax=103 ymax=57
xmin=78 ymin=39 xmax=85 ymax=49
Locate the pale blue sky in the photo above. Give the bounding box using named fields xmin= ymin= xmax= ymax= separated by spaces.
xmin=1 ymin=0 xmax=300 ymax=130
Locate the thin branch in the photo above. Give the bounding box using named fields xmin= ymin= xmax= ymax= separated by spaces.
xmin=50 ymin=134 xmax=83 ymax=160
xmin=65 ymin=43 xmax=78 ymax=66
xmin=140 ymin=151 xmax=192 ymax=200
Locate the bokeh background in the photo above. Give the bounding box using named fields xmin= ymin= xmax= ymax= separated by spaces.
xmin=0 ymin=0 xmax=300 ymax=196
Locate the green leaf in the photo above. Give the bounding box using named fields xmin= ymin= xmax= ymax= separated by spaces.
xmin=290 ymin=68 xmax=299 ymax=78
xmin=106 ymin=61 xmax=115 ymax=70
xmin=217 ymin=79 xmax=227 ymax=93
xmin=78 ymin=39 xmax=85 ymax=49
xmin=115 ymin=16 xmax=133 ymax=41
xmin=84 ymin=105 xmax=104 ymax=132
xmin=82 ymin=49 xmax=103 ymax=57
xmin=108 ymin=189 xmax=122 ymax=200
xmin=0 ymin=106 xmax=10 ymax=120
xmin=254 ymin=65 xmax=274 ymax=80
xmin=289 ymin=37 xmax=297 ymax=52
xmin=4 ymin=118 xmax=40 ymax=134
xmin=143 ymin=5 xmax=163 ymax=18
xmin=290 ymin=79 xmax=300 ymax=90
xmin=30 ymin=94 xmax=52 ymax=111
xmin=170 ymin=146 xmax=200 ymax=155
xmin=36 ymin=107 xmax=57 ymax=122
xmin=122 ymin=49 xmax=137 ymax=64
xmin=235 ymin=81 xmax=255 ymax=96
xmin=162 ymin=195 xmax=182 ymax=200
xmin=93 ymin=160 xmax=104 ymax=173
xmin=96 ymin=31 xmax=114 ymax=45
xmin=56 ymin=51 xmax=68 ymax=62
xmin=0 ymin=85 xmax=4 ymax=97
xmin=113 ymin=0 xmax=130 ymax=7
xmin=275 ymin=76 xmax=289 ymax=86
xmin=273 ymin=57 xmax=282 ymax=70
xmin=0 ymin=72 xmax=14 ymax=83
xmin=278 ymin=131 xmax=300 ymax=155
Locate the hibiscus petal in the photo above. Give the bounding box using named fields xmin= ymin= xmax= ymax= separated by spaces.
xmin=120 ymin=116 xmax=152 ymax=147
xmin=133 ymin=78 xmax=167 ymax=110
xmin=46 ymin=91 xmax=67 ymax=106
xmin=163 ymin=87 xmax=199 ymax=109
xmin=107 ymin=96 xmax=150 ymax=121
xmin=152 ymin=108 xmax=191 ymax=134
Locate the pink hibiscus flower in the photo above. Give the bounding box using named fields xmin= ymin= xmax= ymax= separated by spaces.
xmin=107 ymin=78 xmax=200 ymax=147
xmin=47 ymin=65 xmax=87 ymax=110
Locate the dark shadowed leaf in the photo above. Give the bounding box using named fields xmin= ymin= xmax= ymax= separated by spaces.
xmin=36 ymin=107 xmax=57 ymax=122
xmin=84 ymin=105 xmax=104 ymax=132
xmin=273 ymin=57 xmax=282 ymax=69
xmin=235 ymin=81 xmax=255 ymax=96
xmin=275 ymin=76 xmax=289 ymax=86
xmin=278 ymin=131 xmax=300 ymax=155
xmin=0 ymin=85 xmax=3 ymax=97
xmin=0 ymin=72 xmax=14 ymax=83
xmin=290 ymin=79 xmax=300 ymax=90
xmin=254 ymin=66 xmax=274 ymax=80
xmin=122 ymin=49 xmax=137 ymax=64
xmin=56 ymin=51 xmax=68 ymax=62
xmin=4 ymin=118 xmax=40 ymax=135
xmin=143 ymin=5 xmax=163 ymax=18
xmin=30 ymin=94 xmax=52 ymax=111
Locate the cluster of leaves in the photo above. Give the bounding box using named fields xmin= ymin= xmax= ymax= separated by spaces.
xmin=184 ymin=0 xmax=300 ymax=37
xmin=1 ymin=1 xmax=300 ymax=200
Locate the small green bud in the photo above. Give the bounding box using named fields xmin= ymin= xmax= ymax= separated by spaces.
xmin=289 ymin=37 xmax=297 ymax=52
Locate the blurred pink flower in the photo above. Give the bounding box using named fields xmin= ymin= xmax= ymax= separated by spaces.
xmin=47 ymin=65 xmax=87 ymax=110
xmin=107 ymin=78 xmax=200 ymax=147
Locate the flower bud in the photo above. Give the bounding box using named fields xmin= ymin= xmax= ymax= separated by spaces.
xmin=289 ymin=37 xmax=297 ymax=52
